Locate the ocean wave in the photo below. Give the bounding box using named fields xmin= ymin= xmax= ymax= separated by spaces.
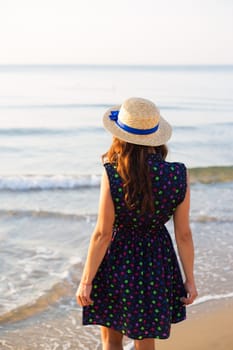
xmin=0 ymin=209 xmax=232 ymax=224
xmin=0 ymin=260 xmax=83 ymax=324
xmin=0 ymin=209 xmax=96 ymax=221
xmin=0 ymin=280 xmax=74 ymax=324
xmin=191 ymin=215 xmax=233 ymax=223
xmin=193 ymin=292 xmax=233 ymax=306
xmin=0 ymin=102 xmax=233 ymax=112
xmin=0 ymin=167 xmax=232 ymax=192
xmin=0 ymin=123 xmax=232 ymax=137
xmin=0 ymin=103 xmax=112 ymax=110
xmin=189 ymin=166 xmax=233 ymax=184
xmin=0 ymin=126 xmax=103 ymax=136
xmin=0 ymin=174 xmax=101 ymax=191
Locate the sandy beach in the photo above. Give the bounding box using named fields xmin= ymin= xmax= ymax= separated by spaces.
xmin=0 ymin=297 xmax=232 ymax=349
xmin=157 ymin=298 xmax=233 ymax=350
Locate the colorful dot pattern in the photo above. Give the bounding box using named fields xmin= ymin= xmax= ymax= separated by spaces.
xmin=83 ymin=153 xmax=187 ymax=339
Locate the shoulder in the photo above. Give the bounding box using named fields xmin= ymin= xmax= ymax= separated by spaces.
xmin=102 ymin=157 xmax=117 ymax=171
xmin=101 ymin=158 xmax=119 ymax=182
xmin=163 ymin=161 xmax=187 ymax=185
xmin=164 ymin=162 xmax=188 ymax=203
xmin=102 ymin=156 xmax=112 ymax=172
xmin=102 ymin=157 xmax=118 ymax=172
xmin=102 ymin=156 xmax=110 ymax=165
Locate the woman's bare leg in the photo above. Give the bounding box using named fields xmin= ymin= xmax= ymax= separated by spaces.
xmin=101 ymin=326 xmax=124 ymax=350
xmin=134 ymin=338 xmax=155 ymax=350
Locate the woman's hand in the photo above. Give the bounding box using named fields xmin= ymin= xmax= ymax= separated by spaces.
xmin=76 ymin=283 xmax=94 ymax=307
xmin=181 ymin=280 xmax=198 ymax=305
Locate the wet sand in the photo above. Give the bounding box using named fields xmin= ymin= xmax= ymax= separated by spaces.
xmin=0 ymin=298 xmax=233 ymax=349
xmin=157 ymin=298 xmax=233 ymax=350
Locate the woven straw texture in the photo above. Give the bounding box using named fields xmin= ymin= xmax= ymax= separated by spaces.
xmin=103 ymin=97 xmax=172 ymax=146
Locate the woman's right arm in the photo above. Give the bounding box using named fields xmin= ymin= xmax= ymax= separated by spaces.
xmin=173 ymin=173 xmax=198 ymax=305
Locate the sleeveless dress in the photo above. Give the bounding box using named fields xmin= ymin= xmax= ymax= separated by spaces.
xmin=83 ymin=153 xmax=187 ymax=340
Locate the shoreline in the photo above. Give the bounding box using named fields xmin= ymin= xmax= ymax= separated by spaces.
xmin=0 ymin=297 xmax=233 ymax=349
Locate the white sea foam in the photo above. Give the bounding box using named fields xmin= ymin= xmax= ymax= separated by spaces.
xmin=0 ymin=174 xmax=101 ymax=191
xmin=124 ymin=341 xmax=134 ymax=350
xmin=193 ymin=292 xmax=233 ymax=306
xmin=0 ymin=167 xmax=232 ymax=192
xmin=69 ymin=256 xmax=82 ymax=265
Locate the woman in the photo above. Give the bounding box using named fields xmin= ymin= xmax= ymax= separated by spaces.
xmin=76 ymin=97 xmax=197 ymax=350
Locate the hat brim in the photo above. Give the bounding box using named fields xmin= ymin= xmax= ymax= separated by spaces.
xmin=103 ymin=105 xmax=172 ymax=146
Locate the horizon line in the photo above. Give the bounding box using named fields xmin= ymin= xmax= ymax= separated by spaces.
xmin=0 ymin=63 xmax=233 ymax=70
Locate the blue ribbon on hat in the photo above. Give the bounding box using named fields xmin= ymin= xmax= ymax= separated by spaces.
xmin=109 ymin=110 xmax=159 ymax=135
xmin=109 ymin=111 xmax=119 ymax=121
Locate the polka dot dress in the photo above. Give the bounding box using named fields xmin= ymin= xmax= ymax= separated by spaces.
xmin=83 ymin=153 xmax=187 ymax=339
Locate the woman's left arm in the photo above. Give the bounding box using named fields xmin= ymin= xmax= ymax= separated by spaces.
xmin=76 ymin=169 xmax=115 ymax=307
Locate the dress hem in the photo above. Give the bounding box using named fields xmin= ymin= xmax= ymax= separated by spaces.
xmin=83 ymin=316 xmax=186 ymax=340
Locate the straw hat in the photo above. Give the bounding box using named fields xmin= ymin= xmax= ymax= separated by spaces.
xmin=103 ymin=97 xmax=172 ymax=146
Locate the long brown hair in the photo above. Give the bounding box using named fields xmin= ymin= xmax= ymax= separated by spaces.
xmin=102 ymin=137 xmax=168 ymax=214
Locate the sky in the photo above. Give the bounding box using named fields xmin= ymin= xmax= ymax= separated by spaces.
xmin=0 ymin=0 xmax=232 ymax=65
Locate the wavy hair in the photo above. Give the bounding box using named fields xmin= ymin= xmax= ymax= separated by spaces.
xmin=102 ymin=137 xmax=168 ymax=214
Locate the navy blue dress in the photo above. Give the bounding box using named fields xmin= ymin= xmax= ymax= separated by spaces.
xmin=83 ymin=153 xmax=187 ymax=339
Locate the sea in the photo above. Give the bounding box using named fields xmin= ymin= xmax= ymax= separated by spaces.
xmin=0 ymin=64 xmax=232 ymax=349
